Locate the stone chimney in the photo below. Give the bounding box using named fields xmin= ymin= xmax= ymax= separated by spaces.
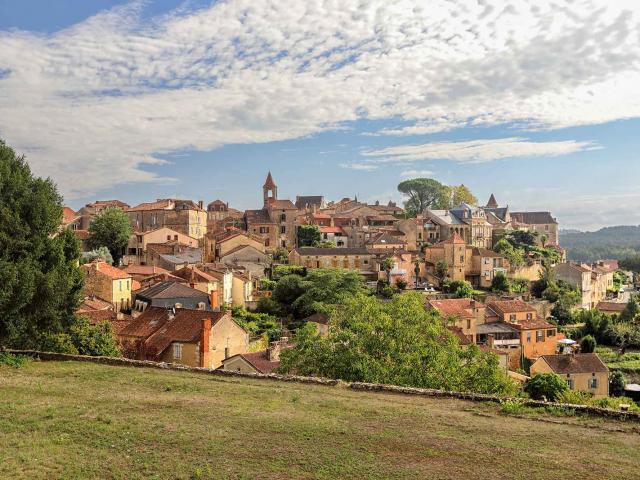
xmin=267 ymin=340 xmax=282 ymax=362
xmin=198 ymin=200 xmax=204 ymax=210
xmin=210 ymin=288 xmax=219 ymax=310
xmin=487 ymin=334 xmax=495 ymax=349
xmin=200 ymin=318 xmax=212 ymax=367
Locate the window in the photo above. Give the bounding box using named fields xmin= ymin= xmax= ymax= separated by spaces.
xmin=174 ymin=235 xmax=178 ymax=240
xmin=460 ymin=255 xmax=464 ymax=262
xmin=510 ymin=314 xmax=516 ymax=321
xmin=526 ymin=313 xmax=533 ymax=320
xmin=260 ymin=227 xmax=269 ymax=234
xmin=280 ymin=213 xmax=286 ymax=222
xmin=567 ymin=378 xmax=574 ymax=390
xmin=119 ymin=280 xmax=122 ymax=292
xmin=589 ymin=377 xmax=598 ymax=389
xmin=547 ymin=329 xmax=555 ymax=337
xmin=466 ymin=319 xmax=471 ymax=330
xmin=363 ymin=259 xmax=368 ymax=265
xmin=526 ymin=333 xmax=531 ymax=343
xmin=536 ymin=330 xmax=544 ymax=342
xmin=280 ymin=226 xmax=286 ymax=234
xmin=173 ymin=344 xmax=182 ymax=360
xmin=167 ymin=235 xmax=171 ymax=241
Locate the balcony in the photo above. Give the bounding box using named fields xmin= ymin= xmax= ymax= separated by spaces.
xmin=492 ymin=339 xmax=520 ymax=347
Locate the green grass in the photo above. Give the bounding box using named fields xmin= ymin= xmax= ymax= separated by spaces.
xmin=2 ymin=361 xmax=640 ymax=479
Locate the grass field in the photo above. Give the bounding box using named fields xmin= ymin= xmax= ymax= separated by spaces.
xmin=2 ymin=360 xmax=640 ymax=479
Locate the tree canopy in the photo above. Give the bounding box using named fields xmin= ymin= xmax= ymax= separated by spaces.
xmin=297 ymin=225 xmax=321 ymax=247
xmin=0 ymin=141 xmax=82 ymax=347
xmin=87 ymin=207 xmax=132 ymax=265
xmin=397 ymin=178 xmax=449 ymax=217
xmin=279 ymin=292 xmax=516 ymax=395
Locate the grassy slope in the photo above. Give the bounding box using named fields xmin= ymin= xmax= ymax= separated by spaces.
xmin=1 ymin=361 xmax=640 ymax=480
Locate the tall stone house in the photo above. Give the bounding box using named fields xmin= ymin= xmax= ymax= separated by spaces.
xmin=126 ymin=199 xmax=207 ymax=240
xmin=423 ymin=203 xmax=493 ymax=249
xmin=81 ymin=260 xmax=133 ymax=312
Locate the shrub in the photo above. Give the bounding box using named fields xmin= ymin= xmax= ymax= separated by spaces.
xmin=491 ymin=272 xmax=510 ymax=293
xmin=609 ymin=370 xmax=627 ymax=397
xmin=500 ymin=399 xmax=525 ymax=415
xmin=0 ymin=352 xmax=30 ymax=368
xmin=591 ymin=396 xmax=639 ymax=412
xmin=255 ymin=297 xmax=281 ymax=316
xmin=524 ymin=373 xmax=568 ymax=401
xmin=381 ymin=285 xmax=397 ymax=299
xmin=555 ymin=390 xmax=592 ymax=405
xmin=580 ymin=335 xmax=596 ymax=353
xmin=259 ymin=278 xmax=277 ymax=291
xmin=396 ymin=280 xmax=407 ymax=290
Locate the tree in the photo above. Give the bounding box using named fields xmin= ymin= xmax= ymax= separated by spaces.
xmin=279 ymin=293 xmax=516 ymax=395
xmin=81 ymin=246 xmax=114 ymax=265
xmin=272 ymin=247 xmax=289 ymax=264
xmin=454 ymin=281 xmax=473 ymax=299
xmin=524 ymin=373 xmax=568 ymax=401
xmin=609 ymin=371 xmax=626 ymax=397
xmin=619 ymin=296 xmax=639 ymax=323
xmin=382 ymin=258 xmax=394 ymax=283
xmin=447 ymin=184 xmax=478 ymax=207
xmin=87 ymin=207 xmax=132 ymax=265
xmin=494 ymin=239 xmax=524 ymax=269
xmin=491 ymin=272 xmax=510 ymax=293
xmin=580 ymin=335 xmax=596 ymax=353
xmin=272 ymin=274 xmax=306 ymax=308
xmin=292 ymin=269 xmax=365 ymax=318
xmin=435 ymin=260 xmax=449 ymax=279
xmin=620 ymin=255 xmax=640 ymax=273
xmin=297 ymin=225 xmax=321 ymax=247
xmin=397 ymin=178 xmax=449 ymax=217
xmin=314 ymin=240 xmax=337 ymax=248
xmin=0 ymin=141 xmax=84 ymax=348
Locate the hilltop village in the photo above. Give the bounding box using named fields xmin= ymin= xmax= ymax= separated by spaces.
xmin=57 ymin=172 xmax=637 ymax=402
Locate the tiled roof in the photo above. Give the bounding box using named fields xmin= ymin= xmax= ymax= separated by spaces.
xmin=538 ymin=353 xmax=608 ymax=374
xmin=62 ymin=206 xmax=78 ymax=224
xmin=447 ymin=326 xmax=472 ymax=345
xmin=431 ymin=233 xmax=465 ymax=246
xmin=596 ymin=301 xmax=627 ymax=313
xmin=119 ymin=307 xmax=172 ymax=338
xmin=472 ymin=247 xmax=503 ymax=258
xmin=127 ymin=199 xmax=173 ymax=211
xmin=263 ymin=171 xmax=277 ymax=188
xmin=121 ymin=265 xmax=170 ymax=276
xmin=366 ymin=232 xmax=406 ymax=246
xmin=476 ymin=322 xmax=520 ymax=334
xmin=319 ymin=226 xmax=345 ymax=234
xmin=245 ymin=209 xmax=274 ymax=224
xmin=510 ymin=212 xmax=557 ymax=225
xmin=486 ymin=194 xmax=499 ymax=208
xmin=487 ymin=300 xmax=536 ymax=315
xmin=228 ymin=351 xmax=280 ymax=374
xmin=312 ymin=213 xmax=332 ymax=220
xmin=428 ymin=299 xmax=476 ymax=319
xmin=82 ymin=261 xmax=131 ymax=280
xmin=304 ymin=312 xmax=330 ymax=325
xmin=159 ymin=249 xmax=203 ymax=266
xmin=173 ymin=265 xmax=216 ymax=283
xmin=293 ymin=247 xmax=370 ymax=256
xmin=295 ymin=195 xmax=324 ymax=209
xmin=508 ymin=318 xmax=556 ymax=330
xmin=135 ymin=281 xmax=209 ymax=300
xmin=78 ymin=296 xmax=113 ymax=312
xmin=267 ymin=199 xmax=297 ymax=209
xmin=146 ymin=310 xmax=226 ymax=355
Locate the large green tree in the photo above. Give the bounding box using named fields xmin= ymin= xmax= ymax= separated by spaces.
xmin=297 ymin=225 xmax=321 ymax=247
xmin=397 ymin=178 xmax=449 ymax=217
xmin=448 ymin=184 xmax=478 ymax=207
xmin=0 ymin=140 xmax=84 ymax=347
xmin=87 ymin=207 xmax=132 ymax=265
xmin=279 ymin=293 xmax=516 ymax=395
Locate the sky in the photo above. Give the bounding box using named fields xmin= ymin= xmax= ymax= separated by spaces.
xmin=1 ymin=0 xmax=639 ymax=231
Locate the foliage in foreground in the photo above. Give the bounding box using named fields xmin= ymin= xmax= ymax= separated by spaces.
xmin=87 ymin=207 xmax=132 ymax=265
xmin=524 ymin=373 xmax=568 ymax=401
xmin=279 ymin=292 xmax=517 ymax=395
xmin=0 ymin=352 xmax=30 ymax=368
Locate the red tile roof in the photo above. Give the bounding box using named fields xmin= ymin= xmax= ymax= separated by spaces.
xmin=263 ymin=171 xmax=277 ymax=188
xmin=320 ymin=226 xmax=344 ymax=234
xmin=62 ymin=207 xmax=78 ymax=224
xmin=82 ymin=261 xmax=131 ymax=280
xmin=538 ymin=353 xmax=608 ymax=374
xmin=127 ymin=199 xmax=173 ymax=212
xmin=428 ymin=299 xmax=477 ymax=319
xmin=508 ymin=318 xmax=556 ymax=330
xmin=596 ymin=301 xmax=627 ymax=313
xmin=172 ymin=265 xmax=216 ymax=283
xmin=487 ymin=300 xmax=536 ymax=315
xmin=232 ymin=351 xmax=280 ymax=374
xmin=447 ymin=326 xmax=472 ymax=345
xmin=121 ymin=265 xmax=170 ymax=276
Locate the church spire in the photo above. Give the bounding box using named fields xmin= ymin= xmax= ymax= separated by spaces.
xmin=263 ymin=171 xmax=277 ymax=189
xmin=486 ymin=193 xmax=498 ymax=208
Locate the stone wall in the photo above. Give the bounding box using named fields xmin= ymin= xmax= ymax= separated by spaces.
xmin=6 ymin=349 xmax=640 ymax=422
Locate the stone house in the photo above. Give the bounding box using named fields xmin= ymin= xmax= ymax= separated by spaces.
xmin=530 ymin=353 xmax=609 ymax=399
xmin=126 ymin=199 xmax=207 ymax=240
xmin=319 ymin=226 xmax=349 ymax=247
xmin=220 ymin=340 xmax=284 ymax=374
xmin=81 ymin=260 xmax=133 ymax=312
xmin=206 ymin=200 xmax=244 ymax=234
xmin=133 ymin=281 xmax=212 ymax=312
xmin=123 ymin=227 xmax=199 ymax=266
xmin=118 ymin=307 xmax=248 ymax=369
xmin=424 ymin=203 xmax=493 ymax=249
xmin=203 ymin=230 xmax=266 ymax=263
xmin=288 ymin=247 xmax=375 ymax=278
xmin=555 ymin=262 xmax=614 ymax=310
xmin=76 ymin=200 xmax=130 ymax=230
xmin=427 ymin=298 xmax=486 ymax=343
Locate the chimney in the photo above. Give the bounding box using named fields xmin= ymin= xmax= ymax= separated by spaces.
xmin=210 ymin=288 xmax=219 ymax=310
xmin=198 ymin=200 xmax=204 ymax=210
xmin=200 ymin=318 xmax=212 ymax=367
xmin=487 ymin=334 xmax=495 ymax=349
xmin=267 ymin=340 xmax=281 ymax=362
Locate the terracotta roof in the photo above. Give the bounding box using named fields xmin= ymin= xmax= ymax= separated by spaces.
xmin=487 ymin=300 xmax=536 ymax=315
xmin=472 ymin=247 xmax=503 ymax=258
xmin=304 ymin=312 xmax=330 ymax=325
xmin=135 ymin=281 xmax=209 ymax=300
xmin=319 ymin=226 xmax=345 ymax=234
xmin=74 ymin=230 xmax=90 ymax=240
xmin=293 ymin=247 xmax=370 ymax=256
xmin=139 ymin=272 xmax=187 ymax=288
xmin=62 ymin=206 xmax=78 ymax=224
xmin=127 ymin=199 xmax=173 ymax=212
xmin=146 ymin=310 xmax=226 ymax=355
xmin=121 ymin=265 xmax=170 ymax=276
xmin=312 ymin=213 xmax=332 ymax=220
xmin=447 ymin=326 xmax=472 ymax=345
xmin=245 ymin=209 xmax=274 ymax=224
xmin=132 ymin=279 xmax=141 ymax=291
xmin=267 ymin=199 xmax=297 ymax=209
xmin=596 ymin=301 xmax=627 ymax=313
xmin=82 ymin=261 xmax=131 ymax=280
xmin=77 ymin=296 xmax=113 ymax=312
xmin=508 ymin=318 xmax=556 ymax=330
xmin=538 ymin=353 xmax=608 ymax=374
xmin=119 ymin=307 xmax=173 ymax=338
xmin=263 ymin=171 xmax=277 ymax=188
xmin=228 ymin=351 xmax=280 ymax=374
xmin=479 ymin=345 xmax=509 ymax=356
xmin=366 ymin=232 xmax=406 ymax=246
xmin=173 ymin=265 xmax=216 ymax=283
xmin=428 ymin=299 xmax=477 ymax=319
xmin=432 ymin=233 xmax=465 ymax=246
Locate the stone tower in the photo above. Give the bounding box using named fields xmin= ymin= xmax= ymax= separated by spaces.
xmin=263 ymin=171 xmax=278 ymax=207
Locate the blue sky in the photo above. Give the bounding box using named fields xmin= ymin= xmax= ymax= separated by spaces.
xmin=1 ymin=0 xmax=639 ymax=230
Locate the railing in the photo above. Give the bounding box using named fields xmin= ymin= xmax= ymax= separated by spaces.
xmin=492 ymin=339 xmax=520 ymax=346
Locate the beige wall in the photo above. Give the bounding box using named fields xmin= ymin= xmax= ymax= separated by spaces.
xmin=82 ymin=267 xmax=132 ymax=311
xmin=531 ymin=360 xmax=609 ymax=399
xmin=221 ymin=355 xmax=260 ymax=374
xmin=158 ymin=341 xmax=200 ymax=367
xmin=289 ymin=251 xmax=373 ymax=273
xmin=210 ymin=315 xmax=248 ymax=369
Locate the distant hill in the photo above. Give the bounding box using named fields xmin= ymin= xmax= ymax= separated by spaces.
xmin=560 ymin=226 xmax=640 ymax=262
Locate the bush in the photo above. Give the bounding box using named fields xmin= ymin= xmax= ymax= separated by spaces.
xmin=591 ymin=396 xmax=639 ymax=411
xmin=500 ymin=399 xmax=525 ymax=415
xmin=491 ymin=272 xmax=510 ymax=293
xmin=259 ymin=278 xmax=277 ymax=291
xmin=381 ymin=285 xmax=397 ymax=299
xmin=580 ymin=335 xmax=596 ymax=353
xmin=609 ymin=370 xmax=626 ymax=397
xmin=0 ymin=352 xmax=30 ymax=368
xmin=524 ymin=373 xmax=568 ymax=401
xmin=396 ymin=280 xmax=407 ymax=290
xmin=255 ymin=296 xmax=281 ymax=316
xmin=555 ymin=390 xmax=592 ymax=405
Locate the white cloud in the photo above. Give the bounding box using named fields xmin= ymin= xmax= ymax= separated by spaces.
xmin=361 ymin=137 xmax=600 ymax=164
xmin=340 ymin=162 xmax=379 ymax=172
xmin=399 ymin=169 xmax=435 ymax=178
xmin=0 ymin=1 xmax=639 ymax=197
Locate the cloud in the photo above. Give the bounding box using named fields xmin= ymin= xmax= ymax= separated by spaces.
xmin=0 ymin=1 xmax=638 ymax=197
xmin=399 ymin=169 xmax=435 ymax=178
xmin=340 ymin=162 xmax=379 ymax=172
xmin=362 ymin=138 xmax=599 ymax=164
